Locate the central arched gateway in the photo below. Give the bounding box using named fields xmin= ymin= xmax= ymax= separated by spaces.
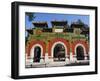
xmin=53 ymin=44 xmax=65 ymax=61
xmin=34 ymin=46 xmax=41 ymax=62
xmin=51 ymin=41 xmax=68 ymax=62
xmin=76 ymin=46 xmax=85 ymax=60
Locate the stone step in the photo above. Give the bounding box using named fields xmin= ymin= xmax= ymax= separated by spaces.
xmin=46 ymin=62 xmax=66 ymax=67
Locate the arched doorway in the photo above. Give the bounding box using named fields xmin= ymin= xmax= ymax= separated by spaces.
xmin=76 ymin=46 xmax=84 ymax=60
xmin=33 ymin=46 xmax=41 ymax=62
xmin=53 ymin=44 xmax=65 ymax=61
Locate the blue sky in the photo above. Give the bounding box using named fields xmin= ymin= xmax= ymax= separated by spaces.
xmin=25 ymin=12 xmax=89 ymax=29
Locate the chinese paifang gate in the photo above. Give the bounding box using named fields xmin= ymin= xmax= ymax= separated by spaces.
xmin=25 ymin=20 xmax=89 ymax=68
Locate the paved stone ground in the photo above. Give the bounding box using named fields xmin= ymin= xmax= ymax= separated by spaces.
xmin=25 ymin=61 xmax=89 ymax=68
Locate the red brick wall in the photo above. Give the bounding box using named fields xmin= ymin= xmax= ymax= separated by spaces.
xmin=48 ymin=38 xmax=70 ymax=56
xmin=26 ymin=39 xmax=89 ymax=57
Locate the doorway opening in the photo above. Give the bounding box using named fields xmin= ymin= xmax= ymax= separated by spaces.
xmin=33 ymin=46 xmax=41 ymax=62
xmin=53 ymin=44 xmax=65 ymax=61
xmin=76 ymin=46 xmax=84 ymax=60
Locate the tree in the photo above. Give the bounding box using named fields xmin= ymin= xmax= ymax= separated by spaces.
xmin=77 ymin=19 xmax=84 ymax=25
xmin=26 ymin=12 xmax=36 ymax=21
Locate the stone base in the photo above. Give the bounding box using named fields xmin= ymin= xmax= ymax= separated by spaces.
xmin=40 ymin=59 xmax=45 ymax=63
xmin=65 ymin=58 xmax=70 ymax=64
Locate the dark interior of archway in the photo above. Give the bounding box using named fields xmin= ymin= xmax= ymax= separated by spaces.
xmin=33 ymin=46 xmax=41 ymax=62
xmin=76 ymin=46 xmax=84 ymax=60
xmin=53 ymin=44 xmax=65 ymax=61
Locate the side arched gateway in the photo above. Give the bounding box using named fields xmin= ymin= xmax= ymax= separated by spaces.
xmin=26 ymin=40 xmax=46 ymax=63
xmin=33 ymin=46 xmax=41 ymax=62
xmin=76 ymin=45 xmax=85 ymax=60
xmin=30 ymin=44 xmax=43 ymax=62
xmin=71 ymin=40 xmax=89 ymax=61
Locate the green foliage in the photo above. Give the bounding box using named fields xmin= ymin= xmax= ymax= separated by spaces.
xmin=26 ymin=12 xmax=36 ymax=21
xmin=27 ymin=31 xmax=87 ymax=45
